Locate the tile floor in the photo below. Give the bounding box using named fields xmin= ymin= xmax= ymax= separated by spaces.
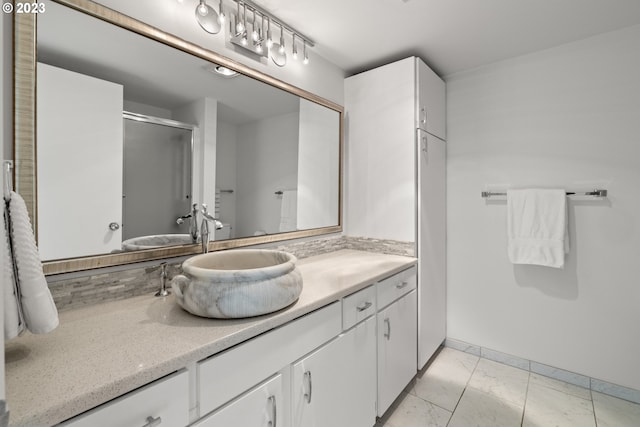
xmin=376 ymin=347 xmax=640 ymax=427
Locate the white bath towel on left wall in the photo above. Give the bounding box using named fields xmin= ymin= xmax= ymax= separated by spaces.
xmin=8 ymin=191 xmax=59 ymax=334
xmin=507 ymin=188 xmax=569 ymax=268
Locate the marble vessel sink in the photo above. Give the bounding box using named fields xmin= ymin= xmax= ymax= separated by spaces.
xmin=121 ymin=234 xmax=196 ymax=251
xmin=171 ymin=249 xmax=303 ymax=318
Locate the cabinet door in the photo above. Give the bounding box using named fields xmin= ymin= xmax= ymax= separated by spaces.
xmin=292 ymin=316 xmax=376 ymax=427
xmin=416 ymin=59 xmax=446 ymax=140
xmin=417 ymin=131 xmax=447 ymax=369
xmin=377 ymin=290 xmax=418 ymax=417
xmin=194 ymin=374 xmax=282 ymax=427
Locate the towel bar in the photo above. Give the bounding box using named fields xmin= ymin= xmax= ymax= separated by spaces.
xmin=481 ymin=189 xmax=608 ymax=198
xmin=3 ymin=160 xmax=13 ymax=202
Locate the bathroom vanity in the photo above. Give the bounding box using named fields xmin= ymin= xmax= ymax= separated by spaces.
xmin=5 ymin=250 xmax=417 ymax=427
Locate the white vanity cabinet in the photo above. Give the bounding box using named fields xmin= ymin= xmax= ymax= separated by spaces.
xmin=292 ymin=301 xmax=376 ymax=427
xmin=376 ymin=269 xmax=418 ymax=417
xmin=193 ymin=374 xmax=282 ymax=427
xmin=60 ymin=370 xmax=189 ymax=427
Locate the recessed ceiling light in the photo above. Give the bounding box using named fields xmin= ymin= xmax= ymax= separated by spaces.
xmin=204 ymin=64 xmax=239 ymax=78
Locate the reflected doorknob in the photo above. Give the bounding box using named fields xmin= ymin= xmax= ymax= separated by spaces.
xmin=108 ymin=222 xmax=120 ymax=231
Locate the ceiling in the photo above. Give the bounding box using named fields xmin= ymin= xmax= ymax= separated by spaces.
xmin=253 ymin=0 xmax=640 ymax=77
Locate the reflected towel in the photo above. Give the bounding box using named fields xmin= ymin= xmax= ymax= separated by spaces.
xmin=9 ymin=191 xmax=59 ymax=334
xmin=278 ymin=190 xmax=297 ymax=232
xmin=3 ymin=206 xmax=25 ymax=339
xmin=507 ymin=189 xmax=569 ymax=268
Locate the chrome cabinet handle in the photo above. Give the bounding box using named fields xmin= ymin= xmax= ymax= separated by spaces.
xmin=384 ymin=318 xmax=391 ymax=340
xmin=396 ymin=281 xmax=409 ymax=289
xmin=108 ymin=222 xmax=120 ymax=231
xmin=268 ymin=395 xmax=277 ymax=427
xmin=141 ymin=416 xmax=161 ymax=427
xmin=356 ymin=301 xmax=372 ymax=312
xmin=421 ymin=107 xmax=427 ymax=125
xmin=303 ymin=371 xmax=312 ymax=404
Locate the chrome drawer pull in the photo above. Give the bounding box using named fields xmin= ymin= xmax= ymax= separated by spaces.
xmin=304 ymin=371 xmax=313 ymax=404
xmin=396 ymin=281 xmax=409 ymax=289
xmin=384 ymin=318 xmax=391 ymax=340
xmin=356 ymin=301 xmax=372 ymax=312
xmin=142 ymin=416 xmax=161 ymax=427
xmin=268 ymin=395 xmax=277 ymax=427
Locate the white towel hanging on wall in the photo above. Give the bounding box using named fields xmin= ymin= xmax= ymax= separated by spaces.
xmin=507 ymin=188 xmax=569 ymax=268
xmin=8 ymin=191 xmax=59 ymax=334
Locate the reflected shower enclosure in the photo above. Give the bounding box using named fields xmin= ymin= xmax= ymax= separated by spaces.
xmin=122 ymin=114 xmax=194 ymax=240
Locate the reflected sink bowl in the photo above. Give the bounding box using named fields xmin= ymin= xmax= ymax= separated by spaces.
xmin=171 ymin=249 xmax=303 ymax=319
xmin=121 ymin=234 xmax=196 ymax=251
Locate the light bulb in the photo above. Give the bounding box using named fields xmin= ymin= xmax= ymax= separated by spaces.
xmin=251 ymin=10 xmax=259 ymax=41
xmin=218 ymin=0 xmax=225 ymax=23
xmin=303 ymin=40 xmax=309 ymax=64
xmin=256 ymin=43 xmax=263 ymax=53
xmin=266 ymin=18 xmax=273 ymax=48
xmin=278 ymin=24 xmax=285 ymax=53
xmin=197 ymin=1 xmax=208 ymax=16
xmin=241 ymin=35 xmax=248 ymax=46
xmin=235 ymin=2 xmax=244 ymax=32
xmin=292 ymin=34 xmax=298 ymax=60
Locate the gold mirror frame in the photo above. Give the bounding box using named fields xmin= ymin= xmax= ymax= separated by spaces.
xmin=13 ymin=0 xmax=343 ymax=275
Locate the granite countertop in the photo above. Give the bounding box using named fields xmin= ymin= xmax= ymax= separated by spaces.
xmin=5 ymin=249 xmax=416 ymax=427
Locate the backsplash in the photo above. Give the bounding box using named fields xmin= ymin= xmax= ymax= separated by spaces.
xmin=48 ymin=236 xmax=414 ymax=311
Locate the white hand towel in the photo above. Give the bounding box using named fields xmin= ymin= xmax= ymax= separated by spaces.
xmin=278 ymin=190 xmax=297 ymax=232
xmin=9 ymin=191 xmax=59 ymax=334
xmin=507 ymin=188 xmax=569 ymax=268
xmin=3 ymin=207 xmax=25 ymax=339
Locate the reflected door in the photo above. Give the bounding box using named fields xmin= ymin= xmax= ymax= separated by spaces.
xmin=36 ymin=62 xmax=123 ymax=260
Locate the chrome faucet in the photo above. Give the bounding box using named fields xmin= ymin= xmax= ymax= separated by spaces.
xmin=155 ymin=262 xmax=170 ymax=297
xmin=176 ymin=203 xmax=199 ymax=243
xmin=200 ymin=204 xmax=223 ymax=253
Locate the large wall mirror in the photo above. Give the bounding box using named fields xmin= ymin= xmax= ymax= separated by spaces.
xmin=14 ymin=0 xmax=343 ymax=275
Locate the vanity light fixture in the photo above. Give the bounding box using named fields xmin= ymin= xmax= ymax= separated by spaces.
xmin=187 ymin=0 xmax=314 ymax=68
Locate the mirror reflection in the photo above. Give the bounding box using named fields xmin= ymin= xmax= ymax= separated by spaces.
xmin=34 ymin=1 xmax=340 ymax=262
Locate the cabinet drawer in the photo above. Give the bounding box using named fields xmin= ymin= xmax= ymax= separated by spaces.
xmin=60 ymin=370 xmax=189 ymax=427
xmin=342 ymin=285 xmax=376 ymax=330
xmin=193 ymin=374 xmax=282 ymax=427
xmin=198 ymin=302 xmax=341 ymax=416
xmin=377 ymin=266 xmax=417 ymax=310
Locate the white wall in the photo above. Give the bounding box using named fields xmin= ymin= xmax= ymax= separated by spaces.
xmin=236 ymin=113 xmax=299 ymax=237
xmin=446 ymin=24 xmax=640 ymax=390
xmin=216 ymin=120 xmax=238 ymax=236
xmin=174 ymin=98 xmax=218 ymax=210
xmin=94 ymin=0 xmax=345 ymax=105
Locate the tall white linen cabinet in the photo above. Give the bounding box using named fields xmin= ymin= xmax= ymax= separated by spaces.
xmin=345 ymin=57 xmax=446 ymax=382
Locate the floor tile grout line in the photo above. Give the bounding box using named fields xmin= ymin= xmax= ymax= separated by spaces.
xmin=445 ymin=353 xmax=481 ymax=426
xmin=590 ymin=388 xmax=599 ymax=427
xmin=520 ymin=371 xmax=531 ymax=426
